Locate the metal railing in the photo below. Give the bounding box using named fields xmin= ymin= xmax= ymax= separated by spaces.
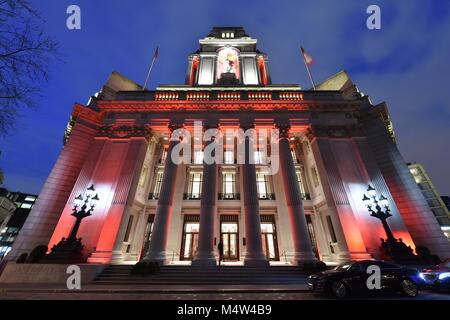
xmin=170 ymin=250 xmax=180 ymax=263
xmin=258 ymin=193 xmax=276 ymax=200
xmin=183 ymin=193 xmax=201 ymax=200
xmin=148 ymin=193 xmax=159 ymax=200
xmin=218 ymin=193 xmax=240 ymax=200
xmin=301 ymin=193 xmax=311 ymax=200
xmin=279 ymin=250 xmax=290 ymax=265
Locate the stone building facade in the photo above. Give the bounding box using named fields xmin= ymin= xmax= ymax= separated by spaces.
xmin=8 ymin=27 xmax=450 ymax=266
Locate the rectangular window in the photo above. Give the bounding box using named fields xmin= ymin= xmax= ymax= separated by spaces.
xmin=224 ymin=150 xmax=234 ymax=164
xmin=432 ymin=208 xmax=446 ymax=217
xmin=188 ymin=172 xmax=202 ymax=198
xmin=123 ymin=215 xmax=134 ymax=242
xmin=193 ymin=150 xmax=204 ymax=164
xmin=254 ymin=151 xmax=264 ymax=164
xmin=160 ymin=148 xmax=167 ymax=163
xmin=326 ymin=216 xmax=337 ymax=243
xmin=291 ymin=149 xmax=298 ymax=163
xmin=20 ymin=203 xmax=32 ymax=209
xmin=24 ymin=196 xmax=36 ymax=202
xmin=223 ymin=172 xmax=235 ymax=195
xmin=311 ymin=166 xmax=320 ymax=187
xmin=295 ymin=171 xmax=306 ymax=194
xmin=256 ymin=172 xmax=269 ymax=197
xmin=153 ymin=171 xmax=164 ymax=195
xmin=139 ymin=166 xmax=148 ymax=187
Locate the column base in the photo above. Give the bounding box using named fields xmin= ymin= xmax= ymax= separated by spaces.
xmin=192 ymin=251 xmax=217 ymax=266
xmin=244 ymin=257 xmax=269 ymax=267
xmin=110 ymin=250 xmax=125 ymax=264
xmin=292 ymin=251 xmax=318 ymax=263
xmin=87 ymin=250 xmax=113 ymax=264
xmin=141 ymin=250 xmax=169 ymax=265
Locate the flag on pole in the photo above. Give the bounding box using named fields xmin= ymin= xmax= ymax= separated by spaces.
xmin=301 ymin=46 xmax=314 ymax=65
xmin=143 ymin=46 xmax=160 ymax=90
xmin=300 ymin=46 xmax=316 ymax=90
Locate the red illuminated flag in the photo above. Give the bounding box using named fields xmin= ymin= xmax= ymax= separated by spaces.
xmin=301 ymin=46 xmax=314 ymax=65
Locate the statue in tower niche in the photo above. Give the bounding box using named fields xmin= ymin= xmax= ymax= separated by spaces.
xmin=224 ymin=52 xmax=236 ymax=73
xmin=218 ymin=48 xmax=239 ymax=85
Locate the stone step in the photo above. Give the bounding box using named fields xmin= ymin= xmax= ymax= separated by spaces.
xmin=93 ymin=279 xmax=305 ymax=285
xmin=99 ymin=270 xmax=302 ymax=275
xmin=92 ymin=264 xmax=307 ymax=286
xmin=103 ymin=266 xmax=299 ymax=271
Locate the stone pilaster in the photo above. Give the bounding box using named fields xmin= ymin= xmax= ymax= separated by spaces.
xmin=7 ymin=106 xmax=101 ymax=260
xmin=88 ymin=132 xmax=149 ymax=264
xmin=361 ymin=112 xmax=450 ymax=259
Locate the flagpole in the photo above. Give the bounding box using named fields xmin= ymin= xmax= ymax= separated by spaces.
xmin=143 ymin=46 xmax=159 ymax=90
xmin=301 ymin=47 xmax=316 ymax=90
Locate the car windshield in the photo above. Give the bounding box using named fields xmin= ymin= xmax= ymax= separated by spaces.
xmin=334 ymin=263 xmax=355 ymax=271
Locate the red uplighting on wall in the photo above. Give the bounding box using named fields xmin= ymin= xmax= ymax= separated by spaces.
xmin=258 ymin=56 xmax=267 ymax=86
xmin=189 ymin=56 xmax=199 ymax=85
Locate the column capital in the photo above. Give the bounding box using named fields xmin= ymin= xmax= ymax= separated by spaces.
xmin=275 ymin=123 xmax=291 ymax=139
xmin=204 ymin=122 xmax=220 ymax=130
xmin=168 ymin=122 xmax=185 ymax=133
xmin=239 ymin=120 xmax=255 ymax=131
xmin=96 ymin=124 xmax=152 ymax=140
xmin=307 ymin=124 xmax=364 ymax=140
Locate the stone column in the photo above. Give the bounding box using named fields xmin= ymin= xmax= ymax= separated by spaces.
xmin=240 ymin=124 xmax=268 ymax=267
xmin=276 ymin=124 xmax=318 ymax=265
xmin=143 ymin=123 xmax=183 ymax=264
xmin=193 ymin=125 xmax=219 ymax=266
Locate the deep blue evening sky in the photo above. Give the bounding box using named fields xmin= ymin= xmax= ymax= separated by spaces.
xmin=0 ymin=0 xmax=449 ymax=196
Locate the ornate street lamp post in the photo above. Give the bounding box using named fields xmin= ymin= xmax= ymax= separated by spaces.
xmin=362 ymin=185 xmax=396 ymax=243
xmin=362 ymin=185 xmax=418 ymax=264
xmin=69 ymin=185 xmax=99 ymax=241
xmin=44 ymin=185 xmax=99 ymax=263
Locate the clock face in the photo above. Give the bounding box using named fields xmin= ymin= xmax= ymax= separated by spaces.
xmin=216 ymin=47 xmax=240 ymax=80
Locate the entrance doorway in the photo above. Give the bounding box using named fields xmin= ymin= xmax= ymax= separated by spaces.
xmin=180 ymin=215 xmax=200 ymax=260
xmin=260 ymin=215 xmax=279 ymax=261
xmin=220 ymin=215 xmax=239 ymax=261
xmin=139 ymin=214 xmax=154 ymax=260
xmin=306 ymin=214 xmax=320 ymax=259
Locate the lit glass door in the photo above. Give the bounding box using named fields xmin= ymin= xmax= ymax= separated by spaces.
xmin=181 ymin=222 xmax=199 ymax=260
xmin=139 ymin=215 xmax=154 ymax=260
xmin=306 ymin=215 xmax=320 ymax=259
xmin=221 ymin=222 xmax=239 ymax=261
xmin=261 ymin=222 xmax=279 ymax=261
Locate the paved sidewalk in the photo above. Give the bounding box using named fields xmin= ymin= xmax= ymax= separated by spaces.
xmin=0 ymin=283 xmax=310 ymax=294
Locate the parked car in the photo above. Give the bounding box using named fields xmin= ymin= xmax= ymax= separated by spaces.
xmin=418 ymin=259 xmax=450 ymax=292
xmin=307 ymin=260 xmax=420 ymax=298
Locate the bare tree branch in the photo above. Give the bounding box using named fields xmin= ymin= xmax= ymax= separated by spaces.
xmin=0 ymin=0 xmax=58 ymax=136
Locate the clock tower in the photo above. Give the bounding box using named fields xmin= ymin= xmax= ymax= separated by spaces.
xmin=186 ymin=27 xmax=271 ymax=86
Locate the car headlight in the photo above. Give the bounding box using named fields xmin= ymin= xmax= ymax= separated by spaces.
xmin=438 ymin=272 xmax=450 ymax=280
xmin=419 ymin=273 xmax=426 ymax=280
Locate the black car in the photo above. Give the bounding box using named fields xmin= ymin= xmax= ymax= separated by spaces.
xmin=307 ymin=260 xmax=420 ymax=298
xmin=419 ymin=259 xmax=450 ymax=291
